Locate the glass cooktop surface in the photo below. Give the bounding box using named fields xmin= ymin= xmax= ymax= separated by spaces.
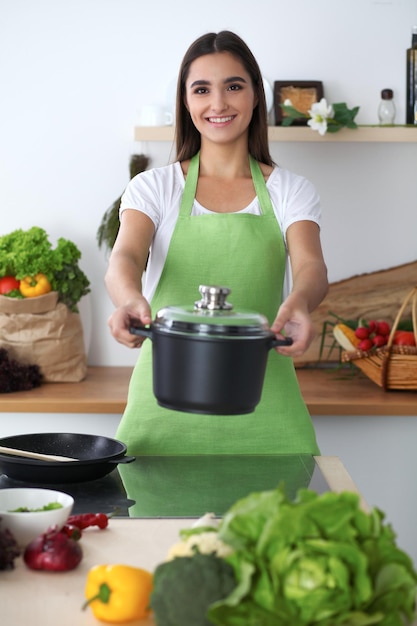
xmin=0 ymin=454 xmax=330 ymax=519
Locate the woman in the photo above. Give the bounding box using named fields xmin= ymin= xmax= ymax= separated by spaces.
xmin=106 ymin=31 xmax=328 ymax=456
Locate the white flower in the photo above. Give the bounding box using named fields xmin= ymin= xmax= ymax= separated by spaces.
xmin=280 ymin=97 xmax=358 ymax=135
xmin=307 ymin=98 xmax=334 ymax=136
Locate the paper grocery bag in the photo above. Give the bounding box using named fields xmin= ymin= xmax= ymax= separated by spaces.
xmin=0 ymin=292 xmax=87 ymax=382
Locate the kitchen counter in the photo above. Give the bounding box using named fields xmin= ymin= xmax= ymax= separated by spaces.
xmin=4 ymin=515 xmax=416 ymax=626
xmin=1 ymin=455 xmax=375 ymax=626
xmin=2 ymin=517 xmax=198 ymax=626
xmin=1 ymin=365 xmax=417 ymax=415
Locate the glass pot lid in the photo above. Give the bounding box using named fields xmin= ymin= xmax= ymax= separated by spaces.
xmin=153 ymin=285 xmax=271 ymax=338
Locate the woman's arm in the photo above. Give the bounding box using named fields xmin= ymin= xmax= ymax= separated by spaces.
xmin=271 ymin=220 xmax=328 ymax=357
xmin=105 ymin=209 xmax=155 ymax=348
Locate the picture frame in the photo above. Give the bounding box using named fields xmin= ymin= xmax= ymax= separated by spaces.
xmin=274 ymin=81 xmax=324 ymax=125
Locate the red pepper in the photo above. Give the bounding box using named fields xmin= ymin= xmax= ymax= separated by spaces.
xmin=61 ymin=523 xmax=82 ymax=541
xmin=66 ymin=512 xmax=110 ymax=530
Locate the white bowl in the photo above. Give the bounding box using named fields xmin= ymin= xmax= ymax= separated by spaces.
xmin=0 ymin=488 xmax=74 ymax=547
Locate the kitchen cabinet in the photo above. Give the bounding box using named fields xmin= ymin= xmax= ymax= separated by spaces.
xmin=134 ymin=125 xmax=417 ymax=142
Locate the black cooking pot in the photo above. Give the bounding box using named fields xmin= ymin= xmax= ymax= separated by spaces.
xmin=0 ymin=433 xmax=135 ymax=484
xmin=130 ymin=285 xmax=292 ymax=415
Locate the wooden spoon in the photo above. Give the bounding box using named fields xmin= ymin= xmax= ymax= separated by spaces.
xmin=0 ymin=445 xmax=78 ymax=462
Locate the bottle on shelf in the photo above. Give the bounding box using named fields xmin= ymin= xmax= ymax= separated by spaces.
xmin=406 ymin=25 xmax=417 ymax=124
xmin=378 ymin=89 xmax=396 ymax=125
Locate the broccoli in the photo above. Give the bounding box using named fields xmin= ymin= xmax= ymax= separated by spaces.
xmin=150 ymin=551 xmax=237 ymax=626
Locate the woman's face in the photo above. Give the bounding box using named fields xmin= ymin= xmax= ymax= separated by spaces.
xmin=184 ymin=52 xmax=257 ymax=145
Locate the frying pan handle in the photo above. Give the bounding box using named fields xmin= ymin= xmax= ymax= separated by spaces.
xmin=271 ymin=336 xmax=293 ymax=348
xmin=129 ymin=324 xmax=153 ymax=340
xmin=109 ymin=455 xmax=136 ymax=465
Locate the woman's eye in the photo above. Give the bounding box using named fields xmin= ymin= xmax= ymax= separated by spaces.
xmin=228 ymin=84 xmax=242 ymax=91
xmin=194 ymin=87 xmax=209 ymax=95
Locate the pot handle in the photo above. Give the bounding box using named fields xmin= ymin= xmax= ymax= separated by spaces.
xmin=109 ymin=455 xmax=136 ymax=465
xmin=271 ymin=336 xmax=293 ymax=348
xmin=129 ymin=324 xmax=153 ymax=340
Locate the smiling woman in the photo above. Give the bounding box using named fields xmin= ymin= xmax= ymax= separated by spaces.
xmin=105 ymin=30 xmax=328 ymax=458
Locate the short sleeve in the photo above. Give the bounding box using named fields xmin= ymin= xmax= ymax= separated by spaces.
xmin=267 ymin=167 xmax=321 ymax=244
xmin=119 ymin=163 xmax=183 ymax=230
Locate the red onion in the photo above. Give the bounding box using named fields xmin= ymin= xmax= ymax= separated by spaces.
xmin=23 ymin=526 xmax=82 ymax=571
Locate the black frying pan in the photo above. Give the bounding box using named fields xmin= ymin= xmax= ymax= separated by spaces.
xmin=0 ymin=433 xmax=135 ymax=484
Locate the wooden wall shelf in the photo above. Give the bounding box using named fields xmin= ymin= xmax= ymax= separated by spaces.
xmin=1 ymin=367 xmax=416 ymax=415
xmin=134 ymin=125 xmax=417 ymax=143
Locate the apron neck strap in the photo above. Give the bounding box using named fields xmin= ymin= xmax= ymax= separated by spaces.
xmin=179 ymin=152 xmax=274 ymax=216
xmin=249 ymin=156 xmax=274 ymax=216
xmin=179 ymin=152 xmax=199 ymax=216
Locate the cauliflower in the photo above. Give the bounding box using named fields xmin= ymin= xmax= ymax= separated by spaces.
xmin=167 ymin=531 xmax=234 ymax=561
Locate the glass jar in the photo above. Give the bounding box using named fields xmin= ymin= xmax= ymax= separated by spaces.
xmin=378 ymin=88 xmax=396 ymax=125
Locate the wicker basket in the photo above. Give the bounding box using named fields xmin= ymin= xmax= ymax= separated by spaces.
xmin=342 ymin=286 xmax=417 ymax=390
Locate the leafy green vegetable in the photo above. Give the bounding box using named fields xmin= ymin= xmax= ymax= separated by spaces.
xmin=205 ymin=487 xmax=417 ymax=626
xmin=49 ymin=238 xmax=90 ymax=311
xmin=150 ymin=551 xmax=237 ymax=626
xmin=0 ymin=227 xmax=90 ymax=311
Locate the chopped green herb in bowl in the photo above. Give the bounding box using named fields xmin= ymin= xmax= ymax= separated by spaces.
xmin=9 ymin=501 xmax=63 ymax=513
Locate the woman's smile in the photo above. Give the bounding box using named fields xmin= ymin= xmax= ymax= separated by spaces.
xmin=206 ymin=114 xmax=236 ymax=124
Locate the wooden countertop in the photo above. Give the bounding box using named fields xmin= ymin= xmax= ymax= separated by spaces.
xmin=0 ymin=366 xmax=132 ymax=414
xmin=1 ymin=366 xmax=417 ymax=415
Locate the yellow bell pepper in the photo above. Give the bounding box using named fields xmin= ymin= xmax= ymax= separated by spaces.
xmin=19 ymin=273 xmax=51 ymax=297
xmin=83 ymin=564 xmax=153 ymax=623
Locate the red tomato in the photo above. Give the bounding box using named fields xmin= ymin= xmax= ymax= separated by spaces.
xmin=393 ymin=331 xmax=416 ymax=347
xmin=0 ymin=275 xmax=20 ymax=295
xmin=376 ymin=321 xmax=391 ymax=336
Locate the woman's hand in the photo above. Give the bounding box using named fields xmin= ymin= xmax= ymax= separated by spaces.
xmin=107 ymin=296 xmax=152 ymax=349
xmin=271 ymin=297 xmax=316 ymax=357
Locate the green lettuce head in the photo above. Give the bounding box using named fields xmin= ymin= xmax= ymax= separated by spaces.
xmin=207 ymin=487 xmax=417 ymax=626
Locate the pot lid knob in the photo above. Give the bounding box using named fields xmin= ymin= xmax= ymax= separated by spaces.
xmin=194 ymin=285 xmax=233 ymax=311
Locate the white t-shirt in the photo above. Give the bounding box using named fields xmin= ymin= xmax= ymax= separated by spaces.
xmin=120 ymin=161 xmax=322 ymax=302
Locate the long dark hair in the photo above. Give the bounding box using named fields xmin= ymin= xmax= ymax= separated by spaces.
xmin=175 ymin=31 xmax=272 ymax=165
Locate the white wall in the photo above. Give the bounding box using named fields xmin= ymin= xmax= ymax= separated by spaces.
xmin=1 ymin=0 xmax=417 ymax=367
xmin=1 ymin=0 xmax=417 ymax=369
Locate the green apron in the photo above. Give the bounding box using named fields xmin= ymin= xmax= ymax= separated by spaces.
xmin=116 ymin=153 xmax=319 ymax=456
